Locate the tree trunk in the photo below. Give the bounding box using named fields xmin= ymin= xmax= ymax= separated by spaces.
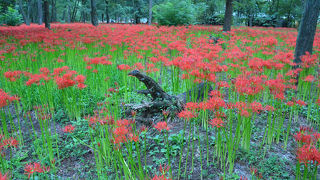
xmin=223 ymin=0 xmax=233 ymax=32
xmin=37 ymin=0 xmax=43 ymax=25
xmin=294 ymin=0 xmax=320 ymax=66
xmin=19 ymin=0 xmax=30 ymax=25
xmin=81 ymin=0 xmax=86 ymax=23
xmin=66 ymin=5 xmax=71 ymax=23
xmin=27 ymin=0 xmax=32 ymax=23
xmin=71 ymin=0 xmax=80 ymax=22
xmin=91 ymin=0 xmax=98 ymax=26
xmin=148 ymin=0 xmax=152 ymax=25
xmin=126 ymin=70 xmax=212 ymax=122
xmin=44 ymin=0 xmax=50 ymax=29
xmin=105 ymin=0 xmax=110 ymax=23
xmin=51 ymin=0 xmax=57 ymax=22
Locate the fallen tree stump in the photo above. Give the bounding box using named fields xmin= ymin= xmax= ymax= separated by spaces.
xmin=125 ymin=70 xmax=212 ymax=124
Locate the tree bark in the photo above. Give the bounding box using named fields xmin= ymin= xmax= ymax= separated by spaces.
xmin=44 ymin=0 xmax=50 ymax=29
xmin=148 ymin=0 xmax=152 ymax=25
xmin=19 ymin=0 xmax=30 ymax=25
xmin=37 ymin=0 xmax=43 ymax=25
xmin=91 ymin=0 xmax=98 ymax=26
xmin=81 ymin=0 xmax=86 ymax=23
xmin=126 ymin=70 xmax=212 ymax=121
xmin=294 ymin=0 xmax=320 ymax=66
xmin=71 ymin=0 xmax=80 ymax=22
xmin=223 ymin=0 xmax=233 ymax=32
xmin=66 ymin=5 xmax=71 ymax=23
xmin=51 ymin=0 xmax=57 ymax=22
xmin=105 ymin=0 xmax=110 ymax=23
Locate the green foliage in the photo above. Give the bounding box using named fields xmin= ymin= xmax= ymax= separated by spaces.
xmin=0 ymin=6 xmax=23 ymax=26
xmin=153 ymin=0 xmax=207 ymax=26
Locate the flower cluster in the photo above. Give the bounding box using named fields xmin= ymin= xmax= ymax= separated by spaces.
xmin=111 ymin=119 xmax=139 ymax=146
xmin=63 ymin=125 xmax=75 ymax=133
xmin=24 ymin=162 xmax=50 ymax=179
xmin=0 ymin=134 xmax=19 ymax=157
xmin=294 ymin=127 xmax=320 ymax=166
xmin=0 ymin=89 xmax=19 ymax=108
xmin=153 ymin=121 xmax=170 ymax=132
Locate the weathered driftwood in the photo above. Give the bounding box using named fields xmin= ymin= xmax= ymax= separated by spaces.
xmin=128 ymin=70 xmax=172 ymax=101
xmin=125 ymin=70 xmax=213 ymax=123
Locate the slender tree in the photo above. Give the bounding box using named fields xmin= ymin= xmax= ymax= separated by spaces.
xmin=223 ymin=0 xmax=233 ymax=31
xmin=51 ymin=0 xmax=57 ymax=22
xmin=37 ymin=0 xmax=43 ymax=24
xmin=105 ymin=0 xmax=110 ymax=23
xmin=148 ymin=0 xmax=152 ymax=25
xmin=294 ymin=0 xmax=320 ymax=66
xmin=91 ymin=0 xmax=98 ymax=26
xmin=44 ymin=0 xmax=50 ymax=29
xmin=19 ymin=0 xmax=30 ymax=25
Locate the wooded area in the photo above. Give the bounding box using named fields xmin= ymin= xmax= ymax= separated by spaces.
xmin=0 ymin=0 xmax=307 ymax=27
xmin=1 ymin=0 xmax=320 ymax=179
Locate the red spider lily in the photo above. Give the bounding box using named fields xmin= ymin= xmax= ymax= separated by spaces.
xmin=128 ymin=133 xmax=139 ymax=142
xmin=140 ymin=125 xmax=148 ymax=133
xmin=24 ymin=162 xmax=50 ymax=179
xmin=152 ymin=175 xmax=171 ymax=180
xmin=154 ymin=121 xmax=170 ymax=132
xmin=296 ymin=145 xmax=320 ymax=166
xmin=4 ymin=70 xmax=23 ymax=81
xmin=84 ymin=56 xmax=112 ymax=65
xmin=0 ymin=172 xmax=9 ymax=180
xmin=209 ymin=118 xmax=224 ymax=128
xmin=117 ymin=64 xmax=131 ymax=71
xmin=184 ymin=102 xmax=199 ymax=110
xmin=0 ymin=89 xmax=19 ymax=108
xmin=77 ymin=83 xmax=87 ymax=89
xmin=304 ymin=75 xmax=315 ymax=82
xmin=294 ymin=127 xmax=320 ymax=145
xmin=234 ymin=75 xmax=264 ymax=96
xmin=177 ymin=110 xmax=196 ymax=120
xmin=300 ymin=52 xmax=318 ymax=68
xmin=162 ymin=110 xmax=170 ymax=118
xmin=239 ymin=176 xmax=248 ymax=180
xmin=2 ymin=137 xmax=19 ymax=148
xmin=75 ymin=75 xmax=86 ymax=83
xmin=111 ymin=118 xmax=137 ymax=145
xmin=54 ymin=76 xmax=76 ymax=89
xmin=216 ymin=81 xmax=230 ymax=89
xmin=265 ymin=74 xmax=288 ymax=100
xmin=296 ymin=100 xmax=307 ymax=106
xmin=63 ymin=125 xmax=75 ymax=133
xmin=159 ymin=164 xmax=170 ymax=174
xmin=250 ymin=166 xmax=263 ymax=179
xmin=131 ymin=110 xmax=137 ymax=117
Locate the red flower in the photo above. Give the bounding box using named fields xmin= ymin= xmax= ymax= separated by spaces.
xmin=24 ymin=162 xmax=50 ymax=179
xmin=296 ymin=99 xmax=307 ymax=106
xmin=63 ymin=125 xmax=75 ymax=133
xmin=152 ymin=175 xmax=171 ymax=180
xmin=0 ymin=172 xmax=8 ymax=180
xmin=177 ymin=110 xmax=196 ymax=120
xmin=140 ymin=125 xmax=148 ymax=133
xmin=77 ymin=83 xmax=87 ymax=89
xmin=75 ymin=75 xmax=86 ymax=83
xmin=304 ymin=75 xmax=315 ymax=82
xmin=0 ymin=89 xmax=19 ymax=108
xmin=154 ymin=121 xmax=170 ymax=132
xmin=209 ymin=118 xmax=224 ymax=128
xmin=117 ymin=64 xmax=131 ymax=71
